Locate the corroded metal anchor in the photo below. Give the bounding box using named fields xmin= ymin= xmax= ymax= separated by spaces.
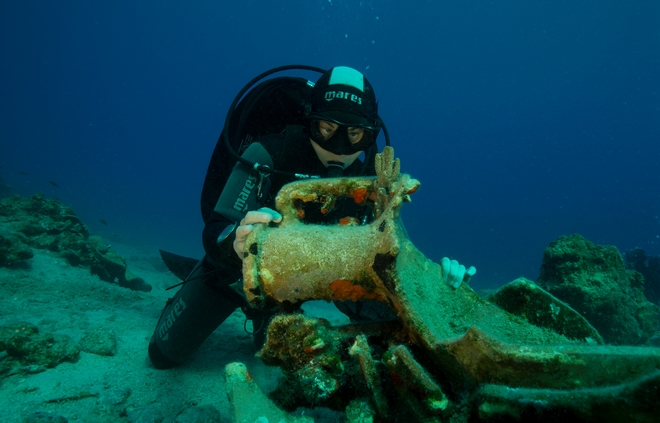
xmin=225 ymin=147 xmax=660 ymax=422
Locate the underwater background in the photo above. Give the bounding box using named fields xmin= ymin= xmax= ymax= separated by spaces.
xmin=1 ymin=1 xmax=659 ymax=290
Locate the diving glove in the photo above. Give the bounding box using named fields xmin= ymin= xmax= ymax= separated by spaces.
xmin=441 ymin=257 xmax=477 ymax=289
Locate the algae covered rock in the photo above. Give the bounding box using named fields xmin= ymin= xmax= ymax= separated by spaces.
xmin=0 ymin=230 xmax=33 ymax=266
xmin=536 ymin=234 xmax=659 ymax=345
xmin=258 ymin=314 xmax=349 ymax=408
xmin=78 ymin=328 xmax=117 ymax=356
xmin=0 ymin=193 xmax=89 ymax=259
xmin=0 ymin=193 xmax=150 ymax=291
xmin=489 ymin=277 xmax=603 ymax=344
xmin=0 ymin=322 xmax=79 ymax=370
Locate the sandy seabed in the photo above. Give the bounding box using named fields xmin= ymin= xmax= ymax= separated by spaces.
xmin=0 ymin=242 xmax=346 ymax=423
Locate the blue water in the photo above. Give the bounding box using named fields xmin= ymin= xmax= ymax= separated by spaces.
xmin=1 ymin=1 xmax=659 ymax=290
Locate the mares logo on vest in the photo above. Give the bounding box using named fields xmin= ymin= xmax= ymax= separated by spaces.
xmin=158 ymin=297 xmax=187 ymax=341
xmin=233 ymin=174 xmax=257 ymax=212
xmin=324 ymin=91 xmax=362 ymax=105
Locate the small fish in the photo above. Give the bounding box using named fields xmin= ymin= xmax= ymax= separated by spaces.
xmin=99 ymin=219 xmax=108 ymax=225
xmin=18 ymin=171 xmax=28 ymax=175
xmin=49 ymin=181 xmax=59 ymax=187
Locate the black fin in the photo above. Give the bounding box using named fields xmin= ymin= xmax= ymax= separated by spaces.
xmin=158 ymin=249 xmax=199 ymax=281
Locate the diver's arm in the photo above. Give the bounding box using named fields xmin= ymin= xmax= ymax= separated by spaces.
xmin=203 ymin=140 xmax=277 ymax=266
xmin=202 ymin=213 xmax=243 ymax=268
xmin=233 ymin=208 xmax=282 ymax=259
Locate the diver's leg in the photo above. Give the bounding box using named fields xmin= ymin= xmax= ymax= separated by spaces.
xmin=148 ymin=258 xmax=245 ymax=369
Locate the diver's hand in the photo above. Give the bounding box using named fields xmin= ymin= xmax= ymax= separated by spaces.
xmin=441 ymin=257 xmax=477 ymax=289
xmin=233 ymin=207 xmax=282 ymax=259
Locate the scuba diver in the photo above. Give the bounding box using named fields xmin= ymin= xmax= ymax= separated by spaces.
xmin=148 ymin=65 xmax=476 ymax=369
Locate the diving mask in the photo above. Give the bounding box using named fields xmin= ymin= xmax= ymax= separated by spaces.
xmin=309 ymin=114 xmax=378 ymax=155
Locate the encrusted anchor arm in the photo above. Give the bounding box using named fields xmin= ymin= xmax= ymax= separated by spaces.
xmin=373 ymin=146 xmax=420 ymax=224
